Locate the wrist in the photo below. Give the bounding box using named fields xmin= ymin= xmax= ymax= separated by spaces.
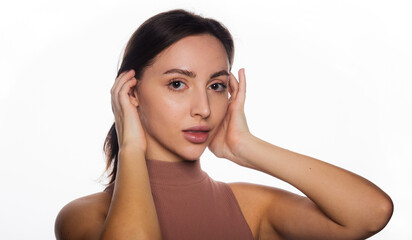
xmin=233 ymin=133 xmax=259 ymax=168
xmin=118 ymin=146 xmax=146 ymax=159
xmin=119 ymin=138 xmax=147 ymax=155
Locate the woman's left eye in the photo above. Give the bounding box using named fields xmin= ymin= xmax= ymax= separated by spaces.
xmin=209 ymin=83 xmax=227 ymax=92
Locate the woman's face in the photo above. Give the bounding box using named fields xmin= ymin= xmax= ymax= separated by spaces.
xmin=135 ymin=34 xmax=230 ymax=162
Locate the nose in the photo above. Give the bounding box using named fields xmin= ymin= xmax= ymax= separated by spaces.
xmin=190 ymin=89 xmax=211 ymax=119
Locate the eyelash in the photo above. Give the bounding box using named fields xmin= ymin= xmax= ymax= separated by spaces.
xmin=167 ymin=80 xmax=227 ymax=93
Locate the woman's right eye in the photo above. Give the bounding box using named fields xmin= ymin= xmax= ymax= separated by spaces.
xmin=168 ymin=80 xmax=186 ymax=91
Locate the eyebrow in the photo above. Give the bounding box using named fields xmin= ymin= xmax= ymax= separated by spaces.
xmin=163 ymin=68 xmax=229 ymax=79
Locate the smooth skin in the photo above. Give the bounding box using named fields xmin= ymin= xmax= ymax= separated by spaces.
xmin=55 ymin=34 xmax=393 ymax=240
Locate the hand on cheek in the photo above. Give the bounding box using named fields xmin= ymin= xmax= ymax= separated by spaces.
xmin=208 ymin=68 xmax=251 ymax=167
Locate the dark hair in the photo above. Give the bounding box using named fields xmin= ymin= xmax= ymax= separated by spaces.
xmin=103 ymin=9 xmax=235 ymax=184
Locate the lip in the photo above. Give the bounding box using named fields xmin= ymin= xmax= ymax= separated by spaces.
xmin=182 ymin=125 xmax=211 ymax=132
xmin=182 ymin=125 xmax=211 ymax=144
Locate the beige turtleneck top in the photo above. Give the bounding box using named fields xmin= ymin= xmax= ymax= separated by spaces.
xmin=104 ymin=158 xmax=254 ymax=240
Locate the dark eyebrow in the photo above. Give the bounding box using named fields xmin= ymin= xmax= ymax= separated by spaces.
xmin=210 ymin=70 xmax=230 ymax=79
xmin=163 ymin=68 xmax=229 ymax=79
xmin=163 ymin=68 xmax=196 ymax=78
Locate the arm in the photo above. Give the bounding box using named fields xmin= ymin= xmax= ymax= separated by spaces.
xmin=101 ymin=69 xmax=162 ymax=240
xmin=100 ymin=147 xmax=162 ymax=240
xmin=237 ymin=135 xmax=393 ymax=239
xmin=209 ymin=68 xmax=393 ymax=239
xmin=55 ymin=69 xmax=162 ymax=240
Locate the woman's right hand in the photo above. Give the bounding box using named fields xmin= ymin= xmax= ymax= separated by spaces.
xmin=110 ymin=69 xmax=146 ymax=153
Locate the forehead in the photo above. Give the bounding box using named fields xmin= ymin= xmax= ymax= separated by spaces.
xmin=147 ymin=34 xmax=229 ymax=75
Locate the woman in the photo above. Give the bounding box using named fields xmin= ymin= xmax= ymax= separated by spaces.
xmin=55 ymin=9 xmax=393 ymax=240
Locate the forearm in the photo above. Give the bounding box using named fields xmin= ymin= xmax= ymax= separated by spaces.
xmin=100 ymin=148 xmax=162 ymax=240
xmin=238 ymin=135 xmax=393 ymax=232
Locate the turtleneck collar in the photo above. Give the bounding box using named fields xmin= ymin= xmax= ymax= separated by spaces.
xmin=145 ymin=158 xmax=208 ymax=186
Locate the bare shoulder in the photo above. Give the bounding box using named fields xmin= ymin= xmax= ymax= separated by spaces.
xmin=228 ymin=181 xmax=288 ymax=212
xmin=228 ymin=182 xmax=286 ymax=240
xmin=55 ymin=191 xmax=112 ymax=240
xmin=229 ymin=181 xmax=284 ymax=198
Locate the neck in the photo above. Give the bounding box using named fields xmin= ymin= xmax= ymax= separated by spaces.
xmin=145 ymin=158 xmax=207 ymax=186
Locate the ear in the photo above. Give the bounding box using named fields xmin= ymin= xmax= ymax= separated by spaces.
xmin=129 ymin=84 xmax=140 ymax=108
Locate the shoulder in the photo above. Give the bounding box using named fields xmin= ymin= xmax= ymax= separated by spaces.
xmin=55 ymin=191 xmax=112 ymax=240
xmin=228 ymin=182 xmax=286 ymax=240
xmin=228 ymin=181 xmax=288 ymax=211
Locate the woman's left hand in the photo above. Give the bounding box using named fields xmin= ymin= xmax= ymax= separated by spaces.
xmin=208 ymin=68 xmax=253 ymax=167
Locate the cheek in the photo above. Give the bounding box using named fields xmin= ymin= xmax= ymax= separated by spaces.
xmin=160 ymin=98 xmax=186 ymax=127
xmin=210 ymin=96 xmax=228 ymax=121
xmin=139 ymin=93 xmax=187 ymax=133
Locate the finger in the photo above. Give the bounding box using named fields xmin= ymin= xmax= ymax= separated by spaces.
xmin=119 ymin=77 xmax=138 ymax=112
xmin=111 ymin=69 xmax=136 ymax=113
xmin=111 ymin=70 xmax=129 ymax=94
xmin=228 ymin=72 xmax=239 ymax=103
xmin=111 ymin=71 xmax=134 ymax=115
xmin=111 ymin=69 xmax=135 ymax=95
xmin=237 ymin=68 xmax=246 ymax=105
xmin=113 ymin=69 xmax=135 ymax=95
xmin=112 ymin=77 xmax=137 ymax=137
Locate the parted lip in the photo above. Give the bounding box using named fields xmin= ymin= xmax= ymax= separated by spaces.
xmin=182 ymin=126 xmax=211 ymax=132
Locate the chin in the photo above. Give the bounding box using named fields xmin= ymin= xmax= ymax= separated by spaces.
xmin=179 ymin=145 xmax=207 ymax=161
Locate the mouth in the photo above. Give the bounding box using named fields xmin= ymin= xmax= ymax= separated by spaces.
xmin=182 ymin=126 xmax=211 ymax=144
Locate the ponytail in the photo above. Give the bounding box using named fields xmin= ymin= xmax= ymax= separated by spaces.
xmin=103 ymin=123 xmax=119 ymax=184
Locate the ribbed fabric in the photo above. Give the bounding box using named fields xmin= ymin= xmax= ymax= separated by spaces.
xmin=104 ymin=158 xmax=254 ymax=240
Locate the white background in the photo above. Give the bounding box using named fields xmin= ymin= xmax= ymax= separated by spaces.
xmin=1 ymin=0 xmax=411 ymax=239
